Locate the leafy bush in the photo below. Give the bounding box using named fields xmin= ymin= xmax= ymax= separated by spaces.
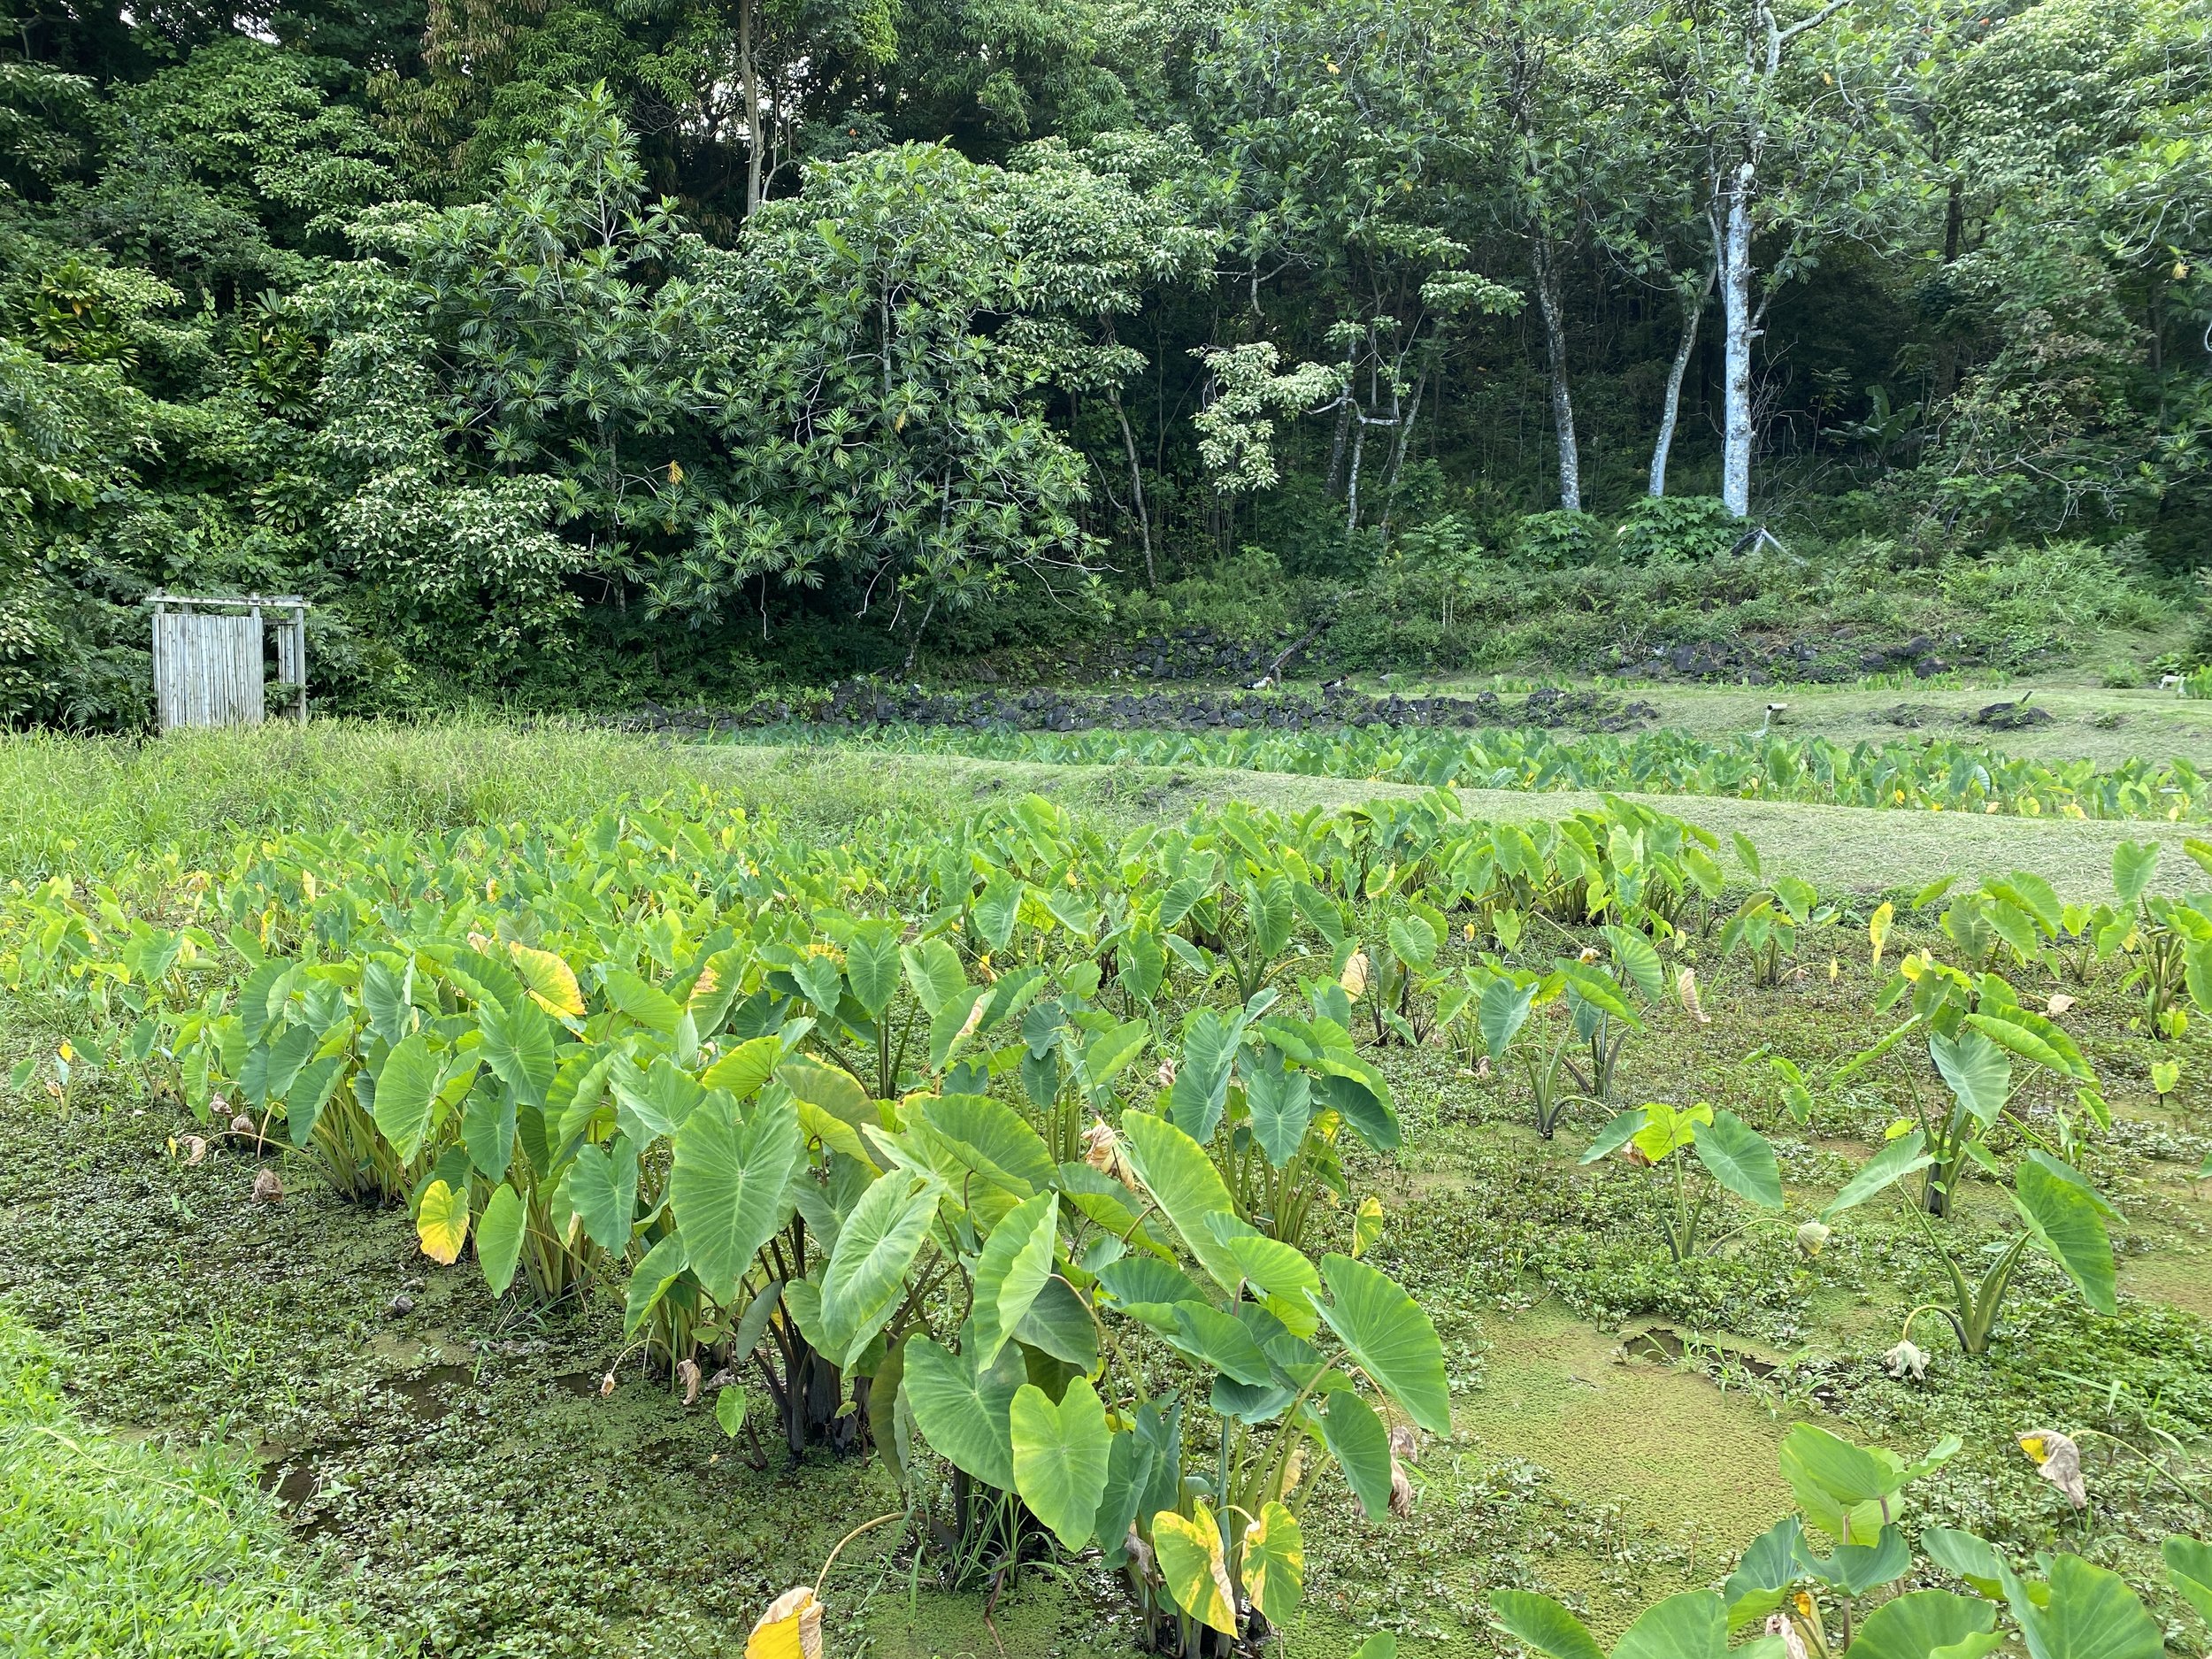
xmin=1611 ymin=495 xmax=1739 ymax=564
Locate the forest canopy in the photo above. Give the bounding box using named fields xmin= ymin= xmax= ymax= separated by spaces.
xmin=3 ymin=0 xmax=2208 ymax=721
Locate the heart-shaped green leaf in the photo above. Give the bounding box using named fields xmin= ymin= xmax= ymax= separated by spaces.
xmin=902 ymin=1333 xmax=1021 ymax=1489
xmin=1010 ymin=1376 xmax=1110 ymax=1551
xmin=670 ymin=1094 xmax=803 ymax=1305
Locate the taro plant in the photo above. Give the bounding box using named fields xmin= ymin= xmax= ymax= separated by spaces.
xmin=1580 ymin=1100 xmax=1783 ymax=1261
xmin=1719 ymin=839 xmax=1837 ymax=987
xmin=1724 ymin=1423 xmax=1959 ymax=1648
xmin=1842 ymin=958 xmax=2101 ymax=1215
xmin=1823 ymin=1132 xmax=2117 ymax=1357
xmin=863 ymin=1105 xmax=1447 ymax=1655
xmin=1497 ymin=1425 xmax=2184 ymax=1659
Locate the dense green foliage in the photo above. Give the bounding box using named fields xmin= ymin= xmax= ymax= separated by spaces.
xmin=4 ymin=0 xmax=2209 ymax=720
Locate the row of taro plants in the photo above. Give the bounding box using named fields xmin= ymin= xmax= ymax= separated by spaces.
xmin=0 ymin=786 xmax=2173 ymax=1651
xmin=789 ymin=720 xmax=2212 ymax=821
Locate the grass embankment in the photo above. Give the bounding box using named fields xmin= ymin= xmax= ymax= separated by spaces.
xmin=0 ymin=1310 xmax=378 ymax=1659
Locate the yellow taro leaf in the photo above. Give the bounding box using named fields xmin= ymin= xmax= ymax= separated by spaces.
xmin=416 ymin=1179 xmax=470 ymax=1266
xmin=1869 ymin=901 xmax=1894 ymax=971
xmin=1153 ymin=1503 xmax=1238 ymax=1635
xmin=1352 ymin=1195 xmax=1384 ymax=1260
xmin=1239 ymin=1501 xmax=1305 ymax=1626
xmin=508 ymin=942 xmax=585 ymax=1020
xmin=745 ymin=1587 xmax=822 ymax=1659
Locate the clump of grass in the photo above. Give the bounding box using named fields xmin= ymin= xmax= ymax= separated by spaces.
xmin=0 ymin=1308 xmax=380 ymax=1659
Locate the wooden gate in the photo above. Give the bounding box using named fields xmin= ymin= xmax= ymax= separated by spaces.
xmin=147 ymin=595 xmax=310 ymax=732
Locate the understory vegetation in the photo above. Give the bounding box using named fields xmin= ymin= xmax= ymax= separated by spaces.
xmin=3 ymin=723 xmax=2209 ymax=1657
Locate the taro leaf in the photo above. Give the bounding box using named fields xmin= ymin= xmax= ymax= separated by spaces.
xmin=462 ymin=1083 xmax=518 ymax=1179
xmin=1013 ymin=1276 xmax=1098 ymax=1369
xmin=2012 ymin=1156 xmax=2117 ymax=1315
xmin=1097 ymin=1256 xmax=1206 ymax=1328
xmin=1095 ymin=1430 xmax=1153 ymax=1569
xmin=1170 ymin=1302 xmax=1274 ymax=1386
xmin=283 ymin=1054 xmax=345 ymax=1148
xmin=1313 ymin=1254 xmax=1451 ymax=1434
xmin=1922 ymin=1527 xmax=2010 ymax=1599
xmin=728 ymin=1279 xmax=782 ymax=1361
xmin=1122 ymin=1112 xmax=1245 ymax=1295
xmin=1354 ymin=1639 xmax=1399 ymax=1659
xmin=1079 ymin=1019 xmax=1149 ymax=1091
xmin=845 ymin=924 xmax=902 ymax=1018
xmin=1169 ymin=1008 xmax=1240 ymax=1143
xmin=791 ymin=952 xmax=843 ymax=1018
xmin=1118 ymin=926 xmax=1166 ymax=1002
xmin=1721 ymin=1516 xmax=1803 ymax=1627
xmin=566 ymin=1138 xmax=641 ymax=1253
xmin=902 ymin=1333 xmax=1020 ymax=1488
xmin=476 ymin=1181 xmax=525 ymax=1294
xmin=1781 ymin=1422 xmax=1900 ymax=1508
xmin=2163 ymin=1535 xmax=2212 ymax=1626
xmin=2114 ymin=840 xmax=2160 ymax=908
xmin=1603 ymin=925 xmax=1666 ymax=1002
xmin=902 ymin=938 xmax=966 ymax=1018
xmin=1205 ymin=1213 xmax=1319 ymax=1308
xmin=479 ymin=997 xmax=556 ymax=1107
xmin=622 ymin=1229 xmax=688 ymax=1338
xmin=870 ymin=1338 xmax=909 ymax=1489
xmin=1929 ymin=1029 xmax=2011 ymax=1125
xmin=1243 ymin=1046 xmax=1313 ymax=1168
xmin=1847 ymin=1590 xmax=2001 ymax=1659
xmin=921 ymin=1093 xmax=1056 ymax=1197
xmin=670 ymin=1094 xmax=803 ymax=1305
xmin=603 ymin=967 xmax=682 ymax=1035
xmin=700 ymin=1034 xmax=786 ymax=1097
xmin=1486 ymin=1591 xmax=1605 ymax=1659
xmin=1239 ymin=1501 xmax=1304 ymax=1626
xmin=1964 ymin=1007 xmax=2091 ymax=1081
xmin=1386 ymin=913 xmax=1437 ymax=971
xmin=1580 ymin=1106 xmax=1649 ymax=1166
xmin=373 ymin=1032 xmax=444 ymax=1162
xmin=1009 ymin=1376 xmax=1111 ymax=1551
xmin=507 ymin=943 xmax=585 ymax=1020
xmin=1795 ymin=1524 xmax=1911 ymax=1597
xmin=415 ymin=1179 xmax=470 ymax=1266
xmin=2011 ymin=1553 xmax=2163 ymax=1659
xmin=1693 ymin=1110 xmax=1784 ymax=1209
xmin=362 ymin=955 xmax=415 ymax=1047
xmin=779 ymin=1056 xmax=878 ymax=1166
xmin=1478 ymin=977 xmax=1536 ymax=1062
xmin=1152 ymin=1502 xmax=1238 ymax=1635
xmin=1824 ymin=1130 xmax=1934 ymax=1218
xmin=1609 ymin=1592 xmax=1731 ymax=1659
xmin=715 ymin=1384 xmax=749 ymax=1438
xmin=972 ymin=873 xmax=1020 ymax=952
xmin=1317 ymin=1390 xmax=1394 ymax=1520
xmin=1317 ymin=1070 xmax=1401 ymax=1152
xmin=818 ymin=1172 xmax=940 ymax=1369
xmin=972 ymin=1190 xmax=1059 ymax=1368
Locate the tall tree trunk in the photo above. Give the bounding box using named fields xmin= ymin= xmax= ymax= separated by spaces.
xmin=1718 ymin=164 xmax=1755 ymax=518
xmin=1110 ymin=389 xmax=1156 ymax=588
xmin=1933 ymin=174 xmax=1964 ymax=403
xmin=1532 ymin=237 xmax=1580 ymax=511
xmin=1346 ymin=416 xmax=1366 ymax=534
xmin=1649 ymin=267 xmax=1715 ymax=497
xmin=740 ymin=0 xmax=764 ymax=217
